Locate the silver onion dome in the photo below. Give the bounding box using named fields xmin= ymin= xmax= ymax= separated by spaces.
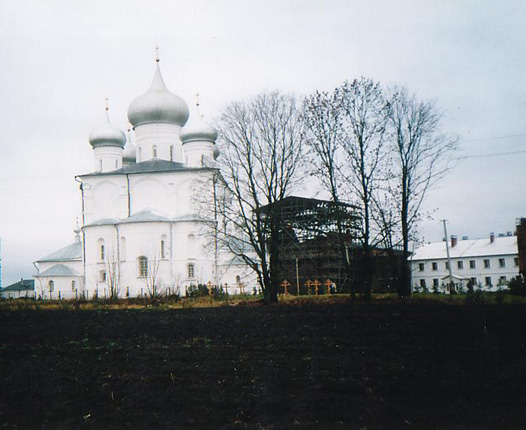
xmin=180 ymin=110 xmax=218 ymax=144
xmin=89 ymin=113 xmax=126 ymax=148
xmin=127 ymin=62 xmax=189 ymax=127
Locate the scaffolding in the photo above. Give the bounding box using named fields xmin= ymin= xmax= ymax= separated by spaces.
xmin=259 ymin=196 xmax=362 ymax=293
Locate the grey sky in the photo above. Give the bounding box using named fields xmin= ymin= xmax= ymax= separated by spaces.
xmin=1 ymin=0 xmax=525 ymax=286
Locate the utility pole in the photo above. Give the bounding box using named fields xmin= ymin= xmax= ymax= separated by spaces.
xmin=441 ymin=219 xmax=454 ymax=294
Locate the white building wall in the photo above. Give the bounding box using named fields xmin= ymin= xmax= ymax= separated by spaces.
xmin=134 ymin=123 xmax=183 ymax=162
xmin=412 ymin=254 xmax=520 ymax=291
xmin=93 ymin=146 xmax=123 ymax=172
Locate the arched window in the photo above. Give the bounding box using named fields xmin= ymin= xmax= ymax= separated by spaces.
xmin=152 ymin=145 xmax=158 ymax=158
xmin=138 ymin=256 xmax=148 ymax=277
xmin=236 ymin=275 xmax=241 ymax=284
xmin=160 ymin=240 xmax=166 ymax=259
xmin=99 ymin=270 xmax=106 ymax=282
xmin=100 ymin=244 xmax=105 ymax=261
xmin=138 ymin=147 xmax=142 ymax=162
xmin=49 ymin=280 xmax=55 ymax=292
xmin=71 ymin=280 xmax=76 ymax=291
xmin=170 ymin=145 xmax=174 ymax=161
xmin=99 ymin=159 xmax=103 ymax=171
xmin=187 ymin=263 xmax=195 ymax=279
xmin=115 ymin=159 xmax=118 ymax=169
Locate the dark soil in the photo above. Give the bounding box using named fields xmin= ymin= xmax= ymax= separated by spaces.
xmin=1 ymin=298 xmax=525 ymax=429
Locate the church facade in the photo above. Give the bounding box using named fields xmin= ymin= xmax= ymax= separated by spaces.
xmin=34 ymin=60 xmax=251 ymax=299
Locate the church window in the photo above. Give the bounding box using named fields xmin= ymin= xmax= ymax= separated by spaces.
xmin=138 ymin=147 xmax=142 ymax=162
xmin=138 ymin=256 xmax=148 ymax=277
xmin=99 ymin=159 xmax=103 ymax=171
xmin=236 ymin=275 xmax=241 ymax=284
xmin=99 ymin=270 xmax=106 ymax=282
xmin=100 ymin=244 xmax=105 ymax=261
xmin=115 ymin=159 xmax=118 ymax=169
xmin=49 ymin=280 xmax=55 ymax=292
xmin=160 ymin=240 xmax=166 ymax=259
xmin=153 ymin=145 xmax=158 ymax=158
xmin=170 ymin=145 xmax=174 ymax=161
xmin=71 ymin=280 xmax=76 ymax=291
xmin=187 ymin=263 xmax=195 ymax=279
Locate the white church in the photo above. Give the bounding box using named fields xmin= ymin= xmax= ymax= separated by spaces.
xmin=33 ymin=59 xmax=251 ymax=299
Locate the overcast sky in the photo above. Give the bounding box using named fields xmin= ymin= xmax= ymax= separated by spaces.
xmin=1 ymin=0 xmax=525 ymax=286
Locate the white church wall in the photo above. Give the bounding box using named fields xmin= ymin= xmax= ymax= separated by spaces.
xmin=82 ymin=176 xmax=128 ymax=224
xmin=93 ymin=146 xmax=123 ymax=173
xmin=134 ymin=123 xmax=183 ymax=162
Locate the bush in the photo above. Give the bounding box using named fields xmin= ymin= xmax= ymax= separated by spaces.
xmin=509 ymin=277 xmax=526 ymax=296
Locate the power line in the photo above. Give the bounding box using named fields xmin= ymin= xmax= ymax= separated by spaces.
xmin=459 ymin=132 xmax=526 ymax=143
xmin=456 ymin=149 xmax=526 ymax=160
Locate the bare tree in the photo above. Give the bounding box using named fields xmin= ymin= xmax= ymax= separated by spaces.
xmin=304 ymin=78 xmax=390 ymax=299
xmin=215 ymin=91 xmax=306 ymax=303
xmin=386 ymin=87 xmax=457 ymax=297
xmin=145 ymin=256 xmax=163 ymax=298
xmin=104 ymin=252 xmax=120 ymax=300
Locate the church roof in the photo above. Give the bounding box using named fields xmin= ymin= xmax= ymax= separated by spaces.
xmin=83 ymin=210 xmax=211 ymax=228
xmin=36 ymin=264 xmax=81 ymax=277
xmin=36 ymin=241 xmax=82 ymax=263
xmin=78 ymin=159 xmax=216 ymax=177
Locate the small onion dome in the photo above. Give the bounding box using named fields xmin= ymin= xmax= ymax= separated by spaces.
xmin=122 ymin=139 xmax=136 ymax=163
xmin=180 ymin=111 xmax=218 ymax=144
xmin=128 ymin=62 xmax=189 ymax=127
xmin=89 ymin=119 xmax=126 ymax=148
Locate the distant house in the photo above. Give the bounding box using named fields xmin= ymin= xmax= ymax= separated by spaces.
xmin=411 ymin=233 xmax=519 ymax=293
xmin=1 ymin=279 xmax=35 ymax=299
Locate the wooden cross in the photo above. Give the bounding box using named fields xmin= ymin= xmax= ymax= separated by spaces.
xmin=305 ymin=279 xmax=313 ymax=295
xmin=313 ymin=279 xmax=321 ymax=296
xmin=280 ymin=279 xmax=291 ymax=295
xmin=325 ymin=279 xmax=333 ymax=295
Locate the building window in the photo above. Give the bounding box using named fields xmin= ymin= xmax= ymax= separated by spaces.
xmin=457 ymin=261 xmax=464 ymax=269
xmin=498 ymin=258 xmax=506 ymax=268
xmin=138 ymin=256 xmax=148 ymax=277
xmin=432 ymin=262 xmax=438 ymax=271
xmin=432 ymin=279 xmax=439 ymax=287
xmin=170 ymin=145 xmax=174 ymax=161
xmin=138 ymin=147 xmax=142 ymax=162
xmin=499 ymin=276 xmax=507 ymax=284
xmin=484 ymin=259 xmax=490 ymax=269
xmin=100 ymin=271 xmax=106 ymax=282
xmin=236 ymin=275 xmax=241 ymax=284
xmin=115 ymin=159 xmax=118 ymax=169
xmin=99 ymin=159 xmax=103 ymax=171
xmin=445 ymin=262 xmax=449 ymax=270
xmin=418 ymin=263 xmax=424 ymax=272
xmin=188 ymin=263 xmax=195 ymax=279
xmin=515 ymin=257 xmax=519 ymax=267
xmin=469 ymin=260 xmax=476 ymax=269
xmin=100 ymin=244 xmax=105 ymax=261
xmin=160 ymin=240 xmax=166 ymax=259
xmin=49 ymin=280 xmax=55 ymax=293
xmin=420 ymin=279 xmax=426 ymax=289
xmin=71 ymin=280 xmax=76 ymax=291
xmin=153 ymin=145 xmax=158 ymax=158
xmin=470 ymin=277 xmax=477 ymax=286
xmin=485 ymin=277 xmax=492 ymax=287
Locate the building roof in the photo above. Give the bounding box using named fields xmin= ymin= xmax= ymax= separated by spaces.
xmin=2 ymin=279 xmax=35 ymax=292
xmin=36 ymin=241 xmax=82 ymax=263
xmin=36 ymin=264 xmax=81 ymax=277
xmin=412 ymin=236 xmax=517 ymax=261
xmin=84 ymin=210 xmax=211 ymax=228
xmin=78 ymin=159 xmax=215 ymax=178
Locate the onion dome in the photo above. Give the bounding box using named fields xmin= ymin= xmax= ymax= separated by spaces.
xmin=89 ymin=106 xmax=126 ymax=148
xmin=127 ymin=61 xmax=189 ymax=127
xmin=180 ymin=108 xmax=218 ymax=144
